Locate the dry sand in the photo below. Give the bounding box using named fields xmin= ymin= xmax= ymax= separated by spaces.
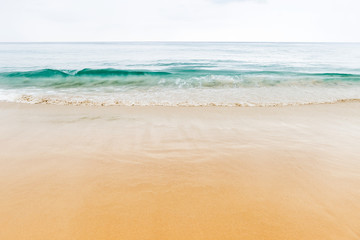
xmin=0 ymin=102 xmax=360 ymax=240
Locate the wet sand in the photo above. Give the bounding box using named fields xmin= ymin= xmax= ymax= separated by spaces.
xmin=0 ymin=102 xmax=360 ymax=240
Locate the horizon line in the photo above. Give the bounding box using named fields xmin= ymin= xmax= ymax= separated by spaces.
xmin=1 ymin=41 xmax=360 ymax=44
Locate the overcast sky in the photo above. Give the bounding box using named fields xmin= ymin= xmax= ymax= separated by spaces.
xmin=1 ymin=0 xmax=359 ymax=42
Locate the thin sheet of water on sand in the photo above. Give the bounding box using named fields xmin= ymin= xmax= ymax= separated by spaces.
xmin=0 ymin=103 xmax=360 ymax=240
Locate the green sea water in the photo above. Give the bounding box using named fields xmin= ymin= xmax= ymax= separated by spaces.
xmin=0 ymin=42 xmax=359 ymax=106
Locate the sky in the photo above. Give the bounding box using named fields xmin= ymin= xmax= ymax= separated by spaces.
xmin=0 ymin=0 xmax=359 ymax=42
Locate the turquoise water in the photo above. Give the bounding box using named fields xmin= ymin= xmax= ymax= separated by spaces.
xmin=0 ymin=42 xmax=359 ymax=106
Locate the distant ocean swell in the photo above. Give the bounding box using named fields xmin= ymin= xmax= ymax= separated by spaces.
xmin=0 ymin=68 xmax=359 ymax=106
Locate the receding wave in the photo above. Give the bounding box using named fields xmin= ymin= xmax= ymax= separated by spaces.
xmin=10 ymin=94 xmax=360 ymax=107
xmin=0 ymin=86 xmax=359 ymax=107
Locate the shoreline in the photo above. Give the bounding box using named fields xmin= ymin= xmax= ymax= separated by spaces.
xmin=1 ymin=102 xmax=360 ymax=240
xmin=1 ymin=96 xmax=360 ymax=107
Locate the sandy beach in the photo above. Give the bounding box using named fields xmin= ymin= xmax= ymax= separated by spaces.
xmin=0 ymin=102 xmax=360 ymax=240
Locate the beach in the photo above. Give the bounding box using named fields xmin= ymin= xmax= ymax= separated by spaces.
xmin=1 ymin=102 xmax=360 ymax=240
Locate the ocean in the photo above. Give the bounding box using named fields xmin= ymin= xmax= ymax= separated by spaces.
xmin=0 ymin=42 xmax=359 ymax=106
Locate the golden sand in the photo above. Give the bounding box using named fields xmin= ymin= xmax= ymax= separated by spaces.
xmin=0 ymin=103 xmax=360 ymax=240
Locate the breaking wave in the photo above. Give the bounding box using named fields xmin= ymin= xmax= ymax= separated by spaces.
xmin=0 ymin=68 xmax=359 ymax=107
xmin=1 ymin=68 xmax=360 ymax=89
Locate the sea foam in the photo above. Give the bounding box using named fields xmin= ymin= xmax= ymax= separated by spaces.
xmin=1 ymin=42 xmax=360 ymax=106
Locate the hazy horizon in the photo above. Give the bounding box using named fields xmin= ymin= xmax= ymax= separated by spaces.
xmin=1 ymin=41 xmax=360 ymax=43
xmin=1 ymin=0 xmax=359 ymax=42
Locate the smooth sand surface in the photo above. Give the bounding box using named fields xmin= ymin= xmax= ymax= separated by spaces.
xmin=0 ymin=102 xmax=360 ymax=240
